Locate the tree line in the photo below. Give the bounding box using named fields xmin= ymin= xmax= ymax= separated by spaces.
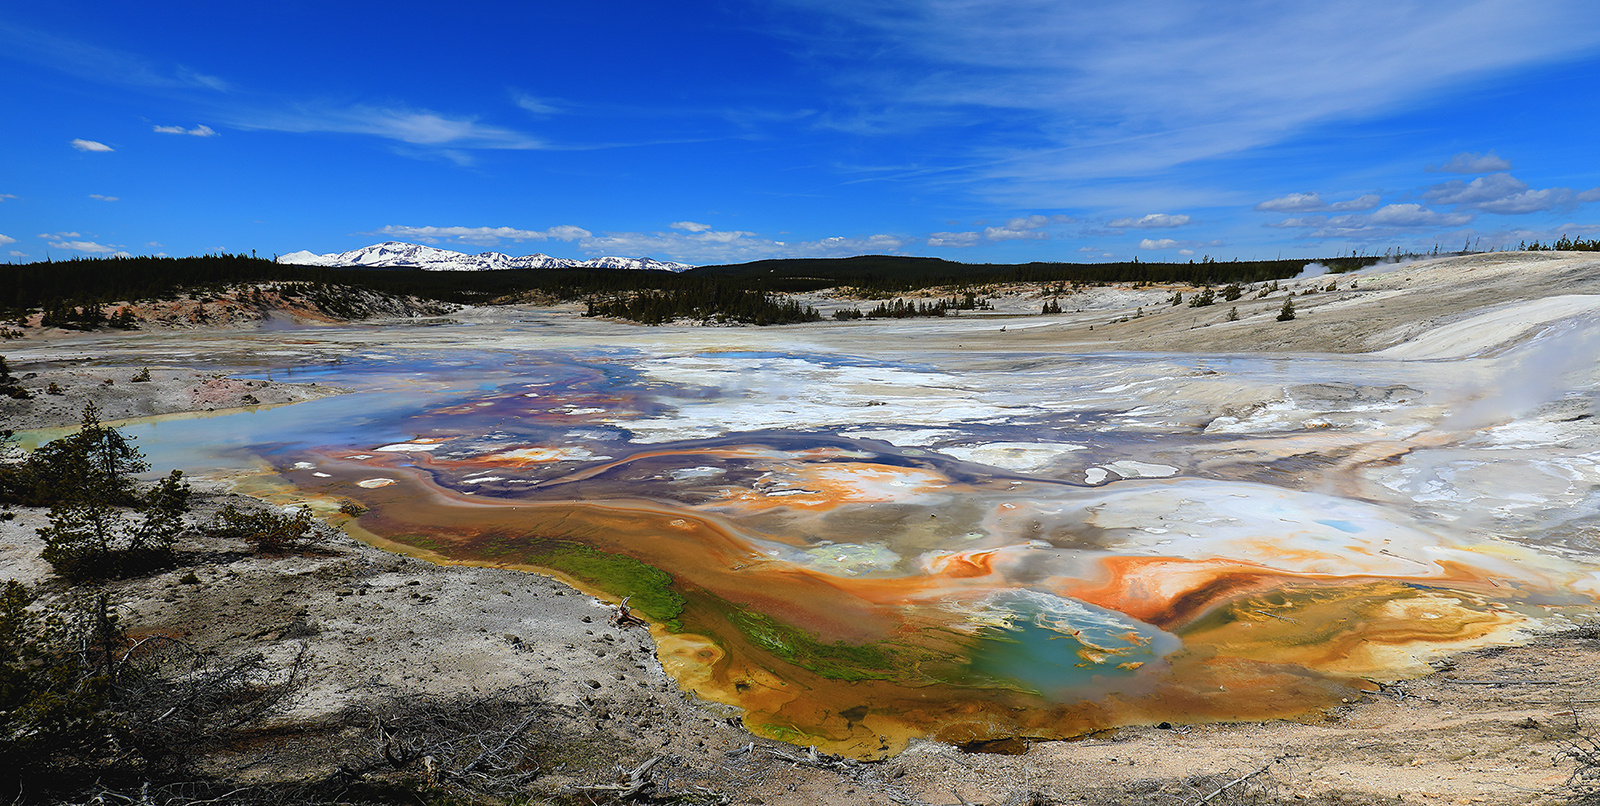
xmin=1521 ymin=235 xmax=1600 ymax=252
xmin=0 ymin=250 xmax=1452 ymax=329
xmin=583 ymin=282 xmax=821 ymax=325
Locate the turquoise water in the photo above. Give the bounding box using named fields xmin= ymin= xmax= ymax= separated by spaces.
xmin=967 ymin=590 xmax=1180 ymax=696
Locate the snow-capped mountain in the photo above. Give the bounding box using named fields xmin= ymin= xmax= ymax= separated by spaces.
xmin=276 ymin=242 xmax=692 ymax=273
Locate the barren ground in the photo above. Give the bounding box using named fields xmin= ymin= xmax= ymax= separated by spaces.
xmin=4 ymin=252 xmax=1600 ymax=805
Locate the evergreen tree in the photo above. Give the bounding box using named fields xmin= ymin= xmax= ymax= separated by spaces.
xmin=1277 ymin=298 xmax=1296 ymax=321
xmin=0 ymin=582 xmax=118 ymax=793
xmin=31 ymin=406 xmax=190 ymax=579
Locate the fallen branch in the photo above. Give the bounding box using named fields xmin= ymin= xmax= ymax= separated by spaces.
xmin=611 ymin=596 xmax=647 ymax=629
xmin=760 ymin=744 xmax=861 ymax=770
xmin=456 ymin=709 xmax=541 ymax=777
xmin=573 ymin=755 xmax=664 ymax=800
xmin=1191 ymin=754 xmax=1291 ymax=806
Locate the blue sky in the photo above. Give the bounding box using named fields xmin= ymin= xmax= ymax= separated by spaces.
xmin=4 ymin=0 xmax=1600 ymax=266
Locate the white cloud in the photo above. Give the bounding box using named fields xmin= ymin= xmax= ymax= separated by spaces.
xmin=1109 ymin=213 xmax=1190 ymax=229
xmin=544 ymin=224 xmax=592 ymax=241
xmin=1424 ymin=172 xmax=1527 ymax=206
xmin=670 ymin=221 xmax=713 ymax=232
xmin=0 ymin=194 xmax=16 ymax=202
xmin=88 ymin=194 xmax=118 ymax=202
xmin=374 ymin=225 xmax=591 ymax=246
xmin=1327 ymin=194 xmax=1382 ymax=212
xmin=70 ymin=139 xmax=113 ymax=152
xmin=1139 ymin=238 xmax=1181 ymax=250
xmin=1006 ymin=214 xmax=1054 ymax=229
xmin=49 ymin=240 xmax=122 ymax=254
xmin=983 ymin=214 xmax=1057 ymax=240
xmin=39 ymin=232 xmax=81 ymax=238
xmin=928 ymin=231 xmax=982 ymax=247
xmin=1255 ymin=192 xmax=1380 ymax=213
xmin=983 ymin=226 xmax=1047 ymax=241
xmin=153 ymin=124 xmax=218 ymax=136
xmin=1137 ymin=237 xmax=1224 ymax=250
xmin=1470 ymin=189 xmax=1572 ymax=215
xmin=146 ymin=241 xmax=163 ymax=247
xmin=1265 ymin=216 xmax=1327 ymax=229
xmin=1364 ymin=204 xmax=1470 ymax=227
xmin=9 ymin=251 xmax=27 ymax=257
xmin=1270 ymin=203 xmax=1474 ymax=238
xmin=579 ymin=228 xmax=913 ymax=264
xmin=1427 ymin=151 xmax=1512 ymax=173
xmin=1422 ymin=173 xmax=1600 ymax=215
xmin=1255 ymin=192 xmax=1325 ymax=212
xmin=0 ymin=234 xmax=15 ymax=245
xmin=927 ymin=213 xmax=1068 ymax=246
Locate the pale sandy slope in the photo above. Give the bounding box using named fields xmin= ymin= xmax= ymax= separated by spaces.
xmin=982 ymin=251 xmax=1600 ymax=357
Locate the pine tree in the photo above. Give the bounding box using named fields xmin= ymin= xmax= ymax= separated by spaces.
xmin=1277 ymin=298 xmax=1296 ymax=321
xmin=32 ymin=406 xmax=189 ymax=579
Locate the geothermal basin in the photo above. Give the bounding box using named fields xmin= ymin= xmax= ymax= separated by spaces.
xmin=29 ymin=262 xmax=1600 ymax=759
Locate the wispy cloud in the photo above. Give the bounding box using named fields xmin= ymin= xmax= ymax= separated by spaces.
xmin=581 ymin=229 xmax=913 ymax=264
xmin=384 ymin=223 xmax=915 ymax=264
xmin=229 ymin=103 xmax=545 ymax=150
xmin=0 ymin=194 xmax=15 ymax=202
xmin=7 ymin=25 xmax=548 ymax=159
xmin=1108 ymin=213 xmax=1190 ymax=229
xmin=374 ymin=225 xmax=590 ymax=246
xmin=153 ymin=124 xmax=218 ymax=136
xmin=1255 ymin=192 xmax=1380 ymax=213
xmin=671 ymin=221 xmax=713 ymax=233
xmin=0 ymin=22 xmax=229 ymax=92
xmin=88 ymin=194 xmax=118 ymax=202
xmin=512 ymin=92 xmax=561 ymax=115
xmin=778 ymin=0 xmax=1600 ymax=201
xmin=0 ymin=234 xmax=15 ymax=245
xmin=1427 ymin=151 xmax=1512 ymax=173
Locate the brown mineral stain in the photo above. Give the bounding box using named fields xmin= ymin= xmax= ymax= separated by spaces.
xmin=296 ymin=447 xmax=1565 ymax=759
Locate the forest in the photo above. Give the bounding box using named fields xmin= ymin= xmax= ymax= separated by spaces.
xmin=0 ymin=249 xmax=1448 ymax=327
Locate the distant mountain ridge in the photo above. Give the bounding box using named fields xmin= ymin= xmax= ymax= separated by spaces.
xmin=276 ymin=241 xmax=693 ymax=273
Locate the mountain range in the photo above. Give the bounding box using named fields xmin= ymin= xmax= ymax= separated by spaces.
xmin=276 ymin=242 xmax=693 ymax=273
